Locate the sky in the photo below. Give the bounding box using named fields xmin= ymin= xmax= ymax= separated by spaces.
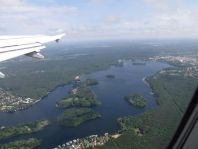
xmin=0 ymin=0 xmax=198 ymax=39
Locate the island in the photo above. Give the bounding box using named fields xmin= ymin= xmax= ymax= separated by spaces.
xmin=106 ymin=74 xmax=115 ymax=79
xmin=56 ymin=83 xmax=98 ymax=108
xmin=57 ymin=107 xmax=101 ymax=127
xmin=0 ymin=119 xmax=49 ymax=140
xmin=56 ymin=81 xmax=101 ymax=127
xmin=125 ymin=94 xmax=146 ymax=108
xmin=97 ymin=55 xmax=198 ymax=149
xmin=0 ymin=38 xmax=197 ymax=149
xmin=0 ymin=138 xmax=41 ymax=149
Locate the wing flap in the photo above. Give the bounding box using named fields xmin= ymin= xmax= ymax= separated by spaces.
xmin=0 ymin=46 xmax=45 ymax=62
xmin=0 ymin=34 xmax=65 ymax=62
xmin=0 ymin=43 xmax=42 ymax=53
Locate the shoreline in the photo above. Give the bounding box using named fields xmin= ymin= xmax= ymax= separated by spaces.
xmin=0 ymin=59 xmax=150 ymax=113
xmin=142 ymin=76 xmax=154 ymax=95
xmin=0 ymin=82 xmax=72 ymax=113
xmin=0 ymin=59 xmax=121 ymax=113
xmin=54 ymin=69 xmax=159 ymax=149
xmin=53 ymin=133 xmax=122 ymax=149
xmin=0 ymin=60 xmax=167 ymax=148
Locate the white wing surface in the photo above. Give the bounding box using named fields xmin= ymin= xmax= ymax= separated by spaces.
xmin=0 ymin=34 xmax=65 ymax=78
xmin=0 ymin=34 xmax=65 ymax=62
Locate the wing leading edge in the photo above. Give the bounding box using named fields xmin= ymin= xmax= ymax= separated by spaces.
xmin=0 ymin=33 xmax=65 ymax=62
xmin=0 ymin=33 xmax=65 ymax=78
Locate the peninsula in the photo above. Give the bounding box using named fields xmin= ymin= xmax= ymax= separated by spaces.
xmin=0 ymin=119 xmax=49 ymax=140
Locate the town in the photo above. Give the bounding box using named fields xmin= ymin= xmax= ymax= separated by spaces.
xmin=0 ymin=88 xmax=38 ymax=112
xmin=150 ymin=55 xmax=198 ymax=77
xmin=54 ymin=133 xmax=121 ymax=149
xmin=151 ymin=55 xmax=198 ymax=66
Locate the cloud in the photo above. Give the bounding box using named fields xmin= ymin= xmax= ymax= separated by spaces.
xmin=0 ymin=0 xmax=23 ymax=6
xmin=144 ymin=0 xmax=166 ymax=4
xmin=0 ymin=0 xmax=197 ymax=39
xmin=144 ymin=0 xmax=178 ymax=11
xmin=0 ymin=27 xmax=6 ymax=32
xmin=0 ymin=0 xmax=78 ymax=35
xmin=86 ymin=0 xmax=109 ymax=4
xmin=104 ymin=15 xmax=121 ymax=24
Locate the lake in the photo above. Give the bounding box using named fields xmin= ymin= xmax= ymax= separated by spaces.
xmin=0 ymin=60 xmax=169 ymax=148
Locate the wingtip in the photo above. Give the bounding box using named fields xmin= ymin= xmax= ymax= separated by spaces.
xmin=55 ymin=33 xmax=65 ymax=43
xmin=58 ymin=33 xmax=66 ymax=39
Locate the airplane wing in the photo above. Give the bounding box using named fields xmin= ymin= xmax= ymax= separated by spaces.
xmin=0 ymin=33 xmax=65 ymax=78
xmin=0 ymin=33 xmax=65 ymax=62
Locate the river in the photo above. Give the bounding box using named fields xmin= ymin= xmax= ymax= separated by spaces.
xmin=0 ymin=60 xmax=169 ymax=148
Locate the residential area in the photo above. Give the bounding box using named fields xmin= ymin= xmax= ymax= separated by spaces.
xmin=150 ymin=55 xmax=198 ymax=77
xmin=0 ymin=88 xmax=37 ymax=112
xmin=54 ymin=133 xmax=115 ymax=149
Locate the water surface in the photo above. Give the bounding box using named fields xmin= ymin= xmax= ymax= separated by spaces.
xmin=0 ymin=60 xmax=169 ymax=148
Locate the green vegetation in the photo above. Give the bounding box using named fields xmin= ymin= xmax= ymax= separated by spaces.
xmin=106 ymin=74 xmax=115 ymax=79
xmin=125 ymin=94 xmax=146 ymax=108
xmin=56 ymin=81 xmax=101 ymax=127
xmin=57 ymin=108 xmax=101 ymax=127
xmin=0 ymin=42 xmax=153 ymax=100
xmin=0 ymin=138 xmax=41 ymax=149
xmin=0 ymin=40 xmax=196 ymax=103
xmin=96 ymin=66 xmax=198 ymax=149
xmin=56 ymin=83 xmax=98 ymax=108
xmin=0 ymin=41 xmax=197 ymax=148
xmin=0 ymin=119 xmax=49 ymax=140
